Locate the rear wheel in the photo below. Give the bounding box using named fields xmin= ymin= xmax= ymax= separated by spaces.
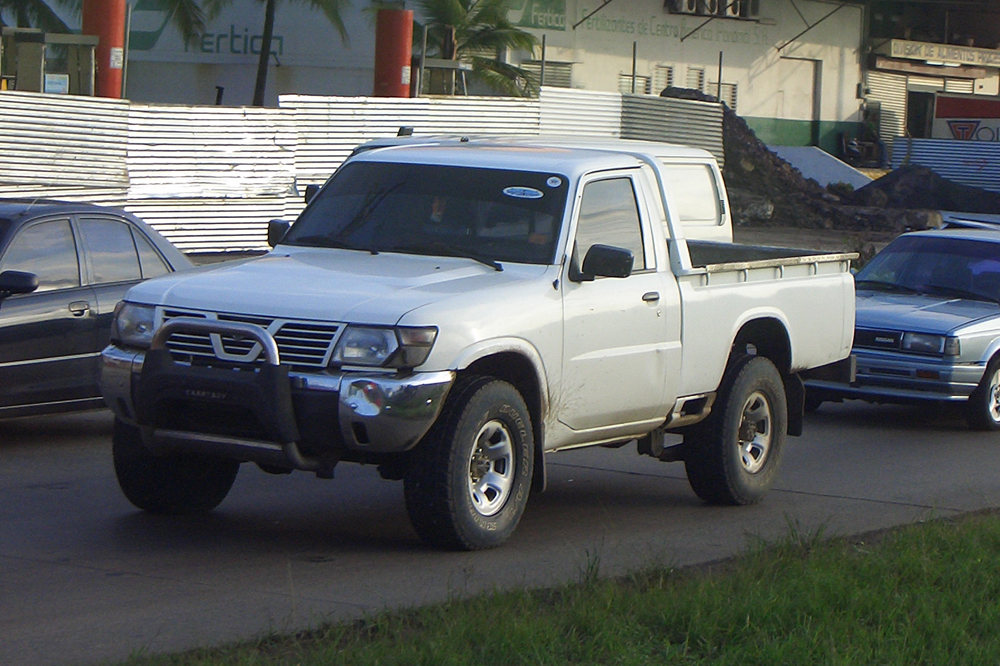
xmin=404 ymin=377 xmax=533 ymax=550
xmin=966 ymin=356 xmax=1000 ymax=431
xmin=113 ymin=418 xmax=240 ymax=514
xmin=685 ymin=356 xmax=787 ymax=505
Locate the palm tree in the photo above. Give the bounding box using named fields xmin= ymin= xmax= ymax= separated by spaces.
xmin=413 ymin=0 xmax=538 ymax=97
xmin=0 ymin=0 xmax=72 ymax=30
xmin=0 ymin=0 xmax=207 ymax=45
xmin=204 ymin=0 xmax=350 ymax=106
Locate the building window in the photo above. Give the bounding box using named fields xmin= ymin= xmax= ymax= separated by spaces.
xmin=619 ymin=73 xmax=651 ymax=94
xmin=708 ymin=81 xmax=739 ymax=109
xmin=653 ymin=66 xmax=674 ymax=95
xmin=686 ymin=67 xmax=706 ymax=92
xmin=520 ymin=61 xmax=573 ymax=89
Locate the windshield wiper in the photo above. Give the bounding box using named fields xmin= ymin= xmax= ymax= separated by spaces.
xmin=287 ymin=235 xmax=377 ymax=253
xmin=855 ymin=280 xmax=918 ymax=293
xmin=389 ymin=241 xmax=503 ymax=272
xmin=921 ymin=284 xmax=1000 ymax=305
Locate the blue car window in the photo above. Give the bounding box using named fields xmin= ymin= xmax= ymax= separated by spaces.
xmin=0 ymin=219 xmax=80 ymax=292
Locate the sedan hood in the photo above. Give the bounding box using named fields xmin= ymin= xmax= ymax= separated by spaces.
xmin=856 ymin=290 xmax=1000 ymax=335
xmin=125 ymin=247 xmax=542 ymax=325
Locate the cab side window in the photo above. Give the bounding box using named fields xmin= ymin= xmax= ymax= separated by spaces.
xmin=78 ymin=218 xmax=142 ymax=284
xmin=0 ymin=220 xmax=81 ymax=292
xmin=575 ymin=178 xmax=647 ymax=270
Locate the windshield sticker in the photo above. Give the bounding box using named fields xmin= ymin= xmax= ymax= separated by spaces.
xmin=547 ymin=176 xmax=562 ymax=188
xmin=503 ymin=186 xmax=544 ymax=200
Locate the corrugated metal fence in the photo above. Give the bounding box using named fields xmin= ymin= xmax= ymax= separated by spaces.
xmin=891 ymin=137 xmax=1000 ymax=194
xmin=0 ymin=88 xmax=722 ymax=252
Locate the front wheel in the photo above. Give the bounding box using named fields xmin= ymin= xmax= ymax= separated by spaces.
xmin=966 ymin=356 xmax=1000 ymax=431
xmin=685 ymin=356 xmax=788 ymax=505
xmin=113 ymin=418 xmax=240 ymax=514
xmin=404 ymin=377 xmax=534 ymax=550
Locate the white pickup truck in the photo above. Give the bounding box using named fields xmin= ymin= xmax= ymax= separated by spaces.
xmin=101 ymin=137 xmax=855 ymax=550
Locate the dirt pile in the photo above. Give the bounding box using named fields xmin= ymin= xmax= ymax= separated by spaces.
xmin=659 ymin=87 xmax=1000 ymax=233
xmin=849 ymin=165 xmax=1000 ymax=213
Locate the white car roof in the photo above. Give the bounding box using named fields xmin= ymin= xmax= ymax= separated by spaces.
xmin=349 ymin=135 xmax=717 ymax=179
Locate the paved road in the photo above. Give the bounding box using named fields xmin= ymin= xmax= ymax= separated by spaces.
xmin=2 ymin=401 xmax=998 ymax=666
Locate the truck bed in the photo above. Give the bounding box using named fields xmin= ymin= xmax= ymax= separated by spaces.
xmin=687 ymin=240 xmax=856 ymax=272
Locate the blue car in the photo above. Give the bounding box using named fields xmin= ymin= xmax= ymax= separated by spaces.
xmin=805 ymin=226 xmax=1000 ymax=430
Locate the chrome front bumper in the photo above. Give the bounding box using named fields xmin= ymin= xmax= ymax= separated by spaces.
xmin=101 ymin=330 xmax=455 ymax=467
xmin=805 ymin=348 xmax=985 ymax=403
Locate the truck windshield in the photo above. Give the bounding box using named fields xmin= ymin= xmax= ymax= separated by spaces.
xmin=284 ymin=161 xmax=569 ymax=266
xmin=857 ymin=236 xmax=1000 ymax=305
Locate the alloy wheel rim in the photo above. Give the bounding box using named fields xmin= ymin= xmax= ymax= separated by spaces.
xmin=467 ymin=420 xmax=515 ymax=517
xmin=989 ymin=369 xmax=1000 ymax=423
xmin=737 ymin=391 xmax=772 ymax=474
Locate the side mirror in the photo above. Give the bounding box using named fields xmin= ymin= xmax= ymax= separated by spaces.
xmin=0 ymin=270 xmax=39 ymax=302
xmin=304 ymin=184 xmax=320 ymax=204
xmin=267 ymin=219 xmax=291 ymax=248
xmin=581 ymin=244 xmax=634 ymax=279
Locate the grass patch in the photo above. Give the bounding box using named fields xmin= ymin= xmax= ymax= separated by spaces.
xmin=119 ymin=511 xmax=1000 ymax=665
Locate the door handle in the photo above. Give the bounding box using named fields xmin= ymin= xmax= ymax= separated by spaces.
xmin=642 ymin=291 xmax=660 ymax=302
xmin=69 ymin=301 xmax=90 ymax=316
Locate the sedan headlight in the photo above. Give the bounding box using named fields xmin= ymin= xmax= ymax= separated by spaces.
xmin=331 ymin=325 xmax=437 ymax=368
xmin=111 ymin=302 xmax=157 ymax=349
xmin=901 ymin=332 xmax=946 ymax=355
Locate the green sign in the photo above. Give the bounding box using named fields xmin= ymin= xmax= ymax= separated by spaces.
xmin=508 ymin=0 xmax=566 ymax=31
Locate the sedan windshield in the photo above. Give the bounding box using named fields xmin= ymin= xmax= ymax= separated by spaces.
xmin=857 ymin=236 xmax=1000 ymax=305
xmin=283 ymin=161 xmax=569 ymax=266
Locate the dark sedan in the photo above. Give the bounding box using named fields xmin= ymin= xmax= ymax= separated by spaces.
xmin=0 ymin=199 xmax=191 ymax=418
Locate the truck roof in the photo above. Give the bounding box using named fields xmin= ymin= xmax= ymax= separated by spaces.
xmin=349 ymin=136 xmax=717 ymax=178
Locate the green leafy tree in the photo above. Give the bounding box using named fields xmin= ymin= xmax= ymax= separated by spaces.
xmin=0 ymin=0 xmax=73 ymax=30
xmin=0 ymin=0 xmax=207 ymax=45
xmin=205 ymin=0 xmax=350 ymax=106
xmin=413 ymin=0 xmax=538 ymax=96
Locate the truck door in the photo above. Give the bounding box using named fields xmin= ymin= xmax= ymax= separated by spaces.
xmin=559 ymin=172 xmax=674 ymax=431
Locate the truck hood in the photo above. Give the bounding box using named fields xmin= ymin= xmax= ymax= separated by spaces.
xmin=125 ymin=248 xmax=544 ymax=325
xmin=856 ymin=289 xmax=1000 ymax=335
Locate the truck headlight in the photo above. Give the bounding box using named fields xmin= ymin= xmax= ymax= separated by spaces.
xmin=111 ymin=302 xmax=157 ymax=348
xmin=332 ymin=326 xmax=437 ymax=368
xmin=901 ymin=332 xmax=945 ymax=355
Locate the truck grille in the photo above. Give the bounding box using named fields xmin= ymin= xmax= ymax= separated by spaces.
xmin=854 ymin=328 xmax=902 ymax=351
xmin=160 ymin=309 xmax=342 ymax=368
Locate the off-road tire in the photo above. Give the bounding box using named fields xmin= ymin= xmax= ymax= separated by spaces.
xmin=966 ymin=355 xmax=1000 ymax=432
xmin=684 ymin=355 xmax=787 ymax=505
xmin=404 ymin=377 xmax=534 ymax=551
xmin=113 ymin=418 xmax=240 ymax=514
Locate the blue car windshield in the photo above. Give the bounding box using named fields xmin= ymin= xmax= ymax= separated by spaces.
xmin=857 ymin=236 xmax=1000 ymax=304
xmin=283 ymin=161 xmax=569 ymax=266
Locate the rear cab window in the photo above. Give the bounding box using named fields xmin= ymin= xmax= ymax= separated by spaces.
xmin=659 ymin=163 xmax=722 ymax=228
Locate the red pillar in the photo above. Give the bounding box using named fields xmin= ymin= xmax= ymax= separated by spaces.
xmin=82 ymin=0 xmax=127 ymax=98
xmin=373 ymin=9 xmax=414 ymax=97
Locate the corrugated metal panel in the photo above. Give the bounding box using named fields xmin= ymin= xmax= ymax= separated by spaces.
xmin=0 ymin=90 xmax=129 ymax=188
xmin=945 ymin=78 xmax=975 ymax=94
xmin=907 ymin=75 xmax=944 ymax=91
xmin=538 ymin=87 xmax=622 ymax=137
xmin=125 ymin=197 xmax=286 ymax=252
xmin=890 ymin=137 xmax=1000 ymax=193
xmin=867 ymin=71 xmax=907 ymax=140
xmin=620 ymin=94 xmax=725 ymax=168
xmin=127 ymin=104 xmax=296 ymax=199
xmin=0 ymin=185 xmax=129 ymax=206
xmin=280 ymin=94 xmax=540 ymax=190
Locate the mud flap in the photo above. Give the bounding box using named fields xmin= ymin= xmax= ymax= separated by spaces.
xmin=783 ymin=372 xmax=805 ymax=437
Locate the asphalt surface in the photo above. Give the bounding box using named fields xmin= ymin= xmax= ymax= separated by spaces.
xmin=2 ymin=401 xmax=998 ymax=666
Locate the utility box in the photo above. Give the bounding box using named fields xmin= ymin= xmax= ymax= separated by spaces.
xmin=0 ymin=28 xmax=98 ymax=95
